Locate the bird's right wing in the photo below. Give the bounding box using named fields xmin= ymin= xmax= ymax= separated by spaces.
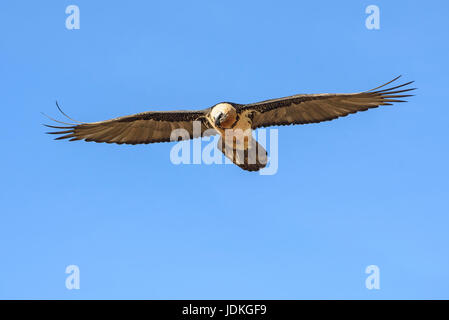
xmin=45 ymin=106 xmax=217 ymax=145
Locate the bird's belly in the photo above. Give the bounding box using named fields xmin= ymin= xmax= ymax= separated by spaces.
xmin=222 ymin=116 xmax=253 ymax=150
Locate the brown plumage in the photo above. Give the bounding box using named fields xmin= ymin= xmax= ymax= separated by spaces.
xmin=45 ymin=76 xmax=415 ymax=171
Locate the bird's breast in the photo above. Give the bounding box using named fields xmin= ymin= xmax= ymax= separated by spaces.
xmin=221 ymin=113 xmax=253 ymax=150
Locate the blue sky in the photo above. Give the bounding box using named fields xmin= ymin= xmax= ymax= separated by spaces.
xmin=0 ymin=0 xmax=448 ymax=299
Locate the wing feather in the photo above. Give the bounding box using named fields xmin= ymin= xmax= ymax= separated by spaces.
xmin=240 ymin=76 xmax=415 ymax=129
xmin=45 ymin=107 xmax=217 ymax=145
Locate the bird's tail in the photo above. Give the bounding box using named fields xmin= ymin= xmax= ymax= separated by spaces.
xmin=217 ymin=136 xmax=268 ymax=172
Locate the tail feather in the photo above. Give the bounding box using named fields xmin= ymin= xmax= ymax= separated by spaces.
xmin=217 ymin=137 xmax=268 ymax=172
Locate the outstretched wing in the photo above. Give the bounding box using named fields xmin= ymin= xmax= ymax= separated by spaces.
xmin=239 ymin=76 xmax=416 ymax=129
xmin=45 ymin=106 xmax=216 ymax=145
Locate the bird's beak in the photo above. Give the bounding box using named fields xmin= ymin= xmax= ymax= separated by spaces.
xmin=215 ymin=112 xmax=224 ymax=126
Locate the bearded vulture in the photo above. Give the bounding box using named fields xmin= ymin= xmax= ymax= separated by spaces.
xmin=45 ymin=76 xmax=415 ymax=171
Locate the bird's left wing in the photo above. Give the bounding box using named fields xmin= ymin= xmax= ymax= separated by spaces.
xmin=239 ymin=76 xmax=415 ymax=129
xmin=45 ymin=107 xmax=216 ymax=145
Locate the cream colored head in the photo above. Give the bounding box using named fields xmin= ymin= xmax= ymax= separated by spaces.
xmin=210 ymin=103 xmax=237 ymax=129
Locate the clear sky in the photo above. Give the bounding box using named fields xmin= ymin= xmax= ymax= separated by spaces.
xmin=0 ymin=0 xmax=448 ymax=299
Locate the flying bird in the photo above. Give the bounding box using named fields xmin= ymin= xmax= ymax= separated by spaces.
xmin=45 ymin=76 xmax=415 ymax=171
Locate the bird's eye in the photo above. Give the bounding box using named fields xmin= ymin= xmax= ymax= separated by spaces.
xmin=215 ymin=113 xmax=225 ymax=126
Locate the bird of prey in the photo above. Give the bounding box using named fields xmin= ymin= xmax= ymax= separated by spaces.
xmin=45 ymin=76 xmax=415 ymax=171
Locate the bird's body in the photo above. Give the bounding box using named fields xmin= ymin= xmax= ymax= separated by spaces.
xmin=46 ymin=76 xmax=415 ymax=172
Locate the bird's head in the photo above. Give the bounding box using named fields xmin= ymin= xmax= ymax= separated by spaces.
xmin=211 ymin=103 xmax=237 ymax=129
